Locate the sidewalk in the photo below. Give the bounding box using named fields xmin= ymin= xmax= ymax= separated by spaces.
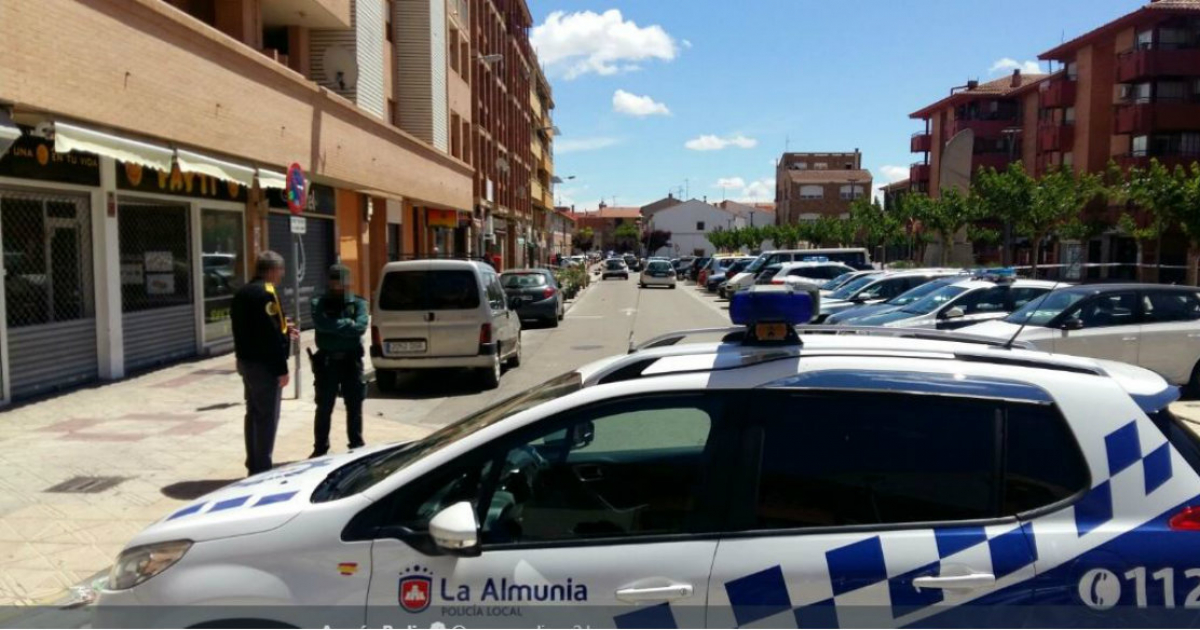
xmin=0 ymin=332 xmax=428 ymax=606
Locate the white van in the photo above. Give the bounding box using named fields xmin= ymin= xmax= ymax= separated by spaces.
xmin=721 ymin=248 xmax=871 ymax=298
xmin=370 ymin=260 xmax=522 ymax=390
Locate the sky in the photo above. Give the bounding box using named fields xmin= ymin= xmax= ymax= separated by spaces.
xmin=527 ymin=0 xmax=1144 ymax=211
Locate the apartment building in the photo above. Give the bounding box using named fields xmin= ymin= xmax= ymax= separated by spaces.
xmin=0 ymin=0 xmax=473 ymax=402
xmin=572 ymin=206 xmax=642 ymax=253
xmin=471 ymin=0 xmax=535 ymax=270
xmin=646 ymin=199 xmax=743 ymax=258
xmin=909 ymin=70 xmax=1046 ymax=196
xmin=774 ymin=151 xmax=873 ymax=225
xmin=547 ymin=208 xmax=575 ymax=260
xmin=530 ymin=66 xmax=556 ymax=265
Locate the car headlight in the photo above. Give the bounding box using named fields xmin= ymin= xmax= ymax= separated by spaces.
xmin=107 ymin=540 xmax=192 ymax=590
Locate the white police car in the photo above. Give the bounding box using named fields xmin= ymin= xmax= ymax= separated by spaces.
xmin=97 ymin=287 xmax=1200 ymax=628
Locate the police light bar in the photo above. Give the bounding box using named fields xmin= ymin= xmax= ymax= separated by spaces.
xmin=969 ymin=267 xmax=1016 ymax=279
xmin=730 ymin=285 xmax=815 ymax=343
xmin=802 ymin=255 xmax=829 ymax=262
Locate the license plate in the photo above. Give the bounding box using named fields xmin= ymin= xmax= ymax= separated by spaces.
xmin=754 ymin=323 xmax=789 ymax=341
xmin=386 ymin=340 xmax=426 ymax=354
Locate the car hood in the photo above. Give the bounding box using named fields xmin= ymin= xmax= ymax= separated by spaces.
xmin=124 ymin=444 xmax=400 ymax=546
xmin=819 ymin=298 xmax=856 ymax=315
xmin=827 ymin=303 xmax=897 ymax=324
xmin=852 ymin=309 xmax=921 ymax=326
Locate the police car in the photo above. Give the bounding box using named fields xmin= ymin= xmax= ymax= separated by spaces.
xmin=97 ymin=287 xmax=1200 ymax=628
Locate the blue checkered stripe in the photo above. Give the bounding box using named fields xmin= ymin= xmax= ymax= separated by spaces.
xmin=720 ymin=521 xmax=1037 ymax=628
xmin=167 ymin=490 xmax=299 ymax=521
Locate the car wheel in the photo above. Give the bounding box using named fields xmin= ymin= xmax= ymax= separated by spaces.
xmin=479 ymin=352 xmax=501 ymax=389
xmin=670 ymin=284 xmax=676 ymax=289
xmin=1189 ymin=360 xmax=1200 ymax=398
xmin=507 ymin=334 xmax=522 ymax=368
xmin=375 ymin=369 xmax=399 ymax=393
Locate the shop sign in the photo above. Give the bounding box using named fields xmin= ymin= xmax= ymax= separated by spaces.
xmin=267 ymin=182 xmax=335 ymax=215
xmin=427 ymin=208 xmax=458 ymax=228
xmin=0 ymin=126 xmax=101 ymax=186
xmin=117 ymin=161 xmax=248 ymax=202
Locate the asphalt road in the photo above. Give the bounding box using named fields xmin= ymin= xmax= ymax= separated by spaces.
xmin=363 ymin=270 xmax=732 ymax=432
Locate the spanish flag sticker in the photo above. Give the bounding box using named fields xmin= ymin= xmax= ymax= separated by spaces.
xmin=338 ymin=562 xmax=358 ymax=576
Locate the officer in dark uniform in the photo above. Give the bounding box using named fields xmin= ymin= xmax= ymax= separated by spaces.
xmin=309 ymin=264 xmax=370 ymax=457
xmin=231 ymin=251 xmax=296 ymax=476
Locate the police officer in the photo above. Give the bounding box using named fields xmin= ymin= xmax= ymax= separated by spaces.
xmin=309 ymin=264 xmax=369 ymax=457
xmin=231 ymin=251 xmax=297 ymax=476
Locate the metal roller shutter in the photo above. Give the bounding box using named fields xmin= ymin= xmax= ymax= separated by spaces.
xmin=122 ymin=304 xmax=196 ymax=372
xmin=8 ymin=319 xmax=98 ymax=398
xmin=268 ymin=213 xmax=335 ymax=328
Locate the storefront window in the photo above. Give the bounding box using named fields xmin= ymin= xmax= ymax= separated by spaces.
xmin=119 ymin=203 xmax=191 ymax=313
xmin=1 ymin=193 xmax=93 ymax=328
xmin=201 ymin=209 xmax=245 ymax=341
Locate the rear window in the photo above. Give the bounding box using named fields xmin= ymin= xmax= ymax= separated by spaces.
xmin=648 ymin=261 xmax=672 ymax=271
xmin=502 ymin=272 xmax=548 ymax=288
xmin=379 ymin=270 xmax=480 ymax=311
xmin=606 ymin=260 xmax=625 ymax=269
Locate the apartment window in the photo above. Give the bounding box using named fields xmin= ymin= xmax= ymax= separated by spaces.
xmin=1063 ymin=152 xmax=1075 ymax=168
xmin=1131 ymin=82 xmax=1152 ymax=104
xmin=1066 ymin=61 xmax=1079 ymax=81
xmin=1064 ymin=106 xmax=1076 ymax=125
xmin=839 ymin=185 xmax=865 ymax=200
xmin=799 ymin=185 xmax=824 ymax=200
xmin=1182 ymin=133 xmax=1200 ymax=156
xmin=813 ymin=163 xmax=828 ymax=170
xmin=791 ymin=162 xmax=808 ymax=170
xmin=1158 ymin=81 xmax=1189 ymax=102
xmin=1137 ymin=29 xmax=1154 ymax=50
xmin=449 ymin=27 xmax=460 ymax=74
xmin=462 ymin=119 xmax=472 ymax=165
xmin=386 ymin=1 xmax=394 ymax=43
xmin=461 ymin=41 xmax=471 ymax=82
xmin=1159 ymin=27 xmax=1191 ymax=50
xmin=1133 ymin=135 xmax=1149 ymax=157
xmin=450 ymin=113 xmax=462 ymax=159
xmin=388 ymin=98 xmax=397 ymax=126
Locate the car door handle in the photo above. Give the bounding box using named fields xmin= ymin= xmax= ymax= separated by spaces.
xmin=615 ymin=584 xmax=693 ymax=602
xmin=912 ymin=572 xmax=995 ymax=591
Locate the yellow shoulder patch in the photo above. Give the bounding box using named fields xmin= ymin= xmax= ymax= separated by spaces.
xmin=264 ymin=282 xmax=277 ymax=295
xmin=266 ymin=301 xmax=279 ymax=316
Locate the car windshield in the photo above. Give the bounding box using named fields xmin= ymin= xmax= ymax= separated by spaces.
xmin=501 ymin=272 xmax=547 ymax=288
xmin=828 ymin=274 xmax=880 ymax=300
xmin=1004 ymin=290 xmax=1086 ymax=326
xmin=901 ymin=285 xmax=971 ymax=315
xmin=647 ymin=261 xmax=671 ymax=271
xmin=744 ymin=254 xmax=771 ymax=273
xmin=885 ymin=277 xmax=955 ymax=306
xmin=311 ymin=372 xmax=583 ymax=502
xmin=822 ymin=272 xmax=856 ymax=290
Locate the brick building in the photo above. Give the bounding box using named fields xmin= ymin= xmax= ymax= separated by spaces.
xmin=572 ymin=206 xmax=642 ymax=253
xmin=529 ymin=66 xmax=556 ymax=265
xmin=774 ymin=151 xmax=873 ymax=224
xmin=0 ymin=0 xmax=487 ymax=402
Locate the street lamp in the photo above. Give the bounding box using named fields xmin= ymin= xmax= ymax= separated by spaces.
xmin=551 ymin=175 xmax=575 ymax=184
xmin=535 ymin=125 xmax=562 ymax=135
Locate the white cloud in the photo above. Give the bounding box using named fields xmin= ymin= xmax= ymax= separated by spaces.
xmin=715 ymin=177 xmax=747 ymax=190
xmin=556 ymin=137 xmax=620 ymax=154
xmin=684 ymin=134 xmax=758 ymax=151
xmin=990 ymin=57 xmax=1042 ymax=75
xmin=531 ymin=10 xmax=679 ymax=80
xmin=612 ymin=90 xmax=670 ymax=117
xmin=878 ymin=165 xmax=909 ymax=184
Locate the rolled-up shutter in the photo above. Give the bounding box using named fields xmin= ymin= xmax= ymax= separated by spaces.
xmin=9 ymin=319 xmax=98 ymax=398
xmin=122 ymin=304 xmax=196 ymax=372
xmin=268 ymin=213 xmax=335 ymax=328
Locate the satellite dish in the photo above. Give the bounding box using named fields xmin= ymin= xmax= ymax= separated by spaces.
xmin=322 ymin=46 xmax=358 ymax=91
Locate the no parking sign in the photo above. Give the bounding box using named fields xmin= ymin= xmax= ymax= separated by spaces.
xmin=286 ymin=163 xmax=306 ymax=215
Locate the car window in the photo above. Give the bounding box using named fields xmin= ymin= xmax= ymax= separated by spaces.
xmin=957 ymin=286 xmax=1009 ymax=315
xmin=1007 ymin=287 xmax=1050 ymax=310
xmin=751 ymin=392 xmax=999 ymax=528
xmin=485 ymin=274 xmax=506 ymax=310
xmin=1143 ymin=291 xmax=1200 ymax=324
xmin=1066 ymin=291 xmax=1138 ymax=328
xmin=606 ymin=260 xmax=624 ymax=269
xmin=379 ymin=270 xmax=481 ymax=311
xmin=829 ymin=274 xmax=880 ymax=300
xmin=481 ymin=395 xmax=724 ymax=544
xmin=886 ymin=277 xmax=954 ymax=306
xmin=648 ymin=261 xmax=672 ymax=272
xmin=501 ymin=272 xmax=547 ymax=289
xmin=1003 ymin=404 xmax=1089 ymax=513
xmin=901 ymin=284 xmax=969 ymax=315
xmin=1004 ymin=290 xmax=1086 ymax=326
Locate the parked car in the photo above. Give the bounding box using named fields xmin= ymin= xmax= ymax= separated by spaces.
xmin=961 ymin=283 xmax=1200 ymax=390
xmin=815 ymin=269 xmax=965 ymax=322
xmin=602 ymin=258 xmax=630 ymax=280
xmin=639 ymin=259 xmax=677 ymax=289
xmin=849 ymin=275 xmax=1062 ymax=330
xmin=820 ymin=269 xmax=879 ymax=295
xmin=755 ymin=261 xmax=857 ymax=286
xmin=623 ymin=254 xmax=642 ymax=272
xmin=370 ymin=259 xmax=521 ymax=391
xmin=708 ymin=258 xmax=755 ymax=292
xmin=687 ymin=256 xmax=711 ymax=282
xmin=500 ymin=269 xmax=564 ymax=328
xmin=726 ymin=248 xmax=873 ymax=297
xmin=697 ymin=256 xmax=732 ymax=287
xmin=825 ymin=274 xmax=968 ymax=325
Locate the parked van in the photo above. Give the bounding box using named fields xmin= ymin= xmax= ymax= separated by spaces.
xmin=370 ymin=260 xmax=522 ymax=391
xmin=722 ymin=248 xmax=871 ymax=297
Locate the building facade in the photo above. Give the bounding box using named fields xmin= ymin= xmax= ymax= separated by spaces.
xmin=646 ymin=200 xmax=741 ymax=258
xmin=529 ymin=66 xmax=556 ymax=266
xmin=774 ymin=151 xmax=873 ymax=224
xmin=0 ymin=0 xmax=474 ymax=402
xmin=572 ymin=206 xmax=642 ymax=253
xmin=547 ymin=208 xmax=575 ymax=259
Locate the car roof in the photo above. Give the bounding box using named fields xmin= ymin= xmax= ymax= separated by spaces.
xmin=502 ymin=268 xmax=551 ymax=274
xmin=1055 ymin=282 xmax=1199 ymax=294
xmin=777 ymin=261 xmax=854 ymax=268
xmin=381 ymin=259 xmax=490 ymax=272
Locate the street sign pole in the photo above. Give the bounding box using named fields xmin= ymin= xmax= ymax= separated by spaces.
xmin=286 ymin=162 xmax=307 ymax=401
xmin=292 ymin=233 xmax=302 ymax=400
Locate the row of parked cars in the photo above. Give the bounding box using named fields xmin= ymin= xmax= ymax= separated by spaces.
xmin=693 ymin=250 xmax=1200 ymax=392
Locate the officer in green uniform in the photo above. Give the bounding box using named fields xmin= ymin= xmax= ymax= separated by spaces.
xmin=309 ymin=264 xmax=370 ymax=457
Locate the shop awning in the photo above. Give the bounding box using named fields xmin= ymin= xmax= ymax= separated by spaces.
xmin=257 ymin=168 xmax=287 ymax=190
xmin=54 ymin=121 xmax=174 ymax=171
xmin=0 ymin=119 xmax=19 ymax=145
xmin=177 ymin=149 xmax=255 ymax=188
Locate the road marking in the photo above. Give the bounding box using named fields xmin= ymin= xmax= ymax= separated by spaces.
xmin=569 ymin=315 xmax=604 ymax=319
xmin=679 ymin=282 xmax=732 ymax=318
xmin=620 ymin=308 xmax=638 ymax=316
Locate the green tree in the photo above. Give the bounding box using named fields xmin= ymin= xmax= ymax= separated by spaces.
xmin=1126 ymin=159 xmax=1191 ymax=281
xmin=908 ymin=189 xmax=977 ymax=266
xmin=707 ymin=227 xmax=734 ymax=253
xmin=974 ymin=162 xmax=1036 ymax=266
xmin=738 ymin=225 xmax=765 ymax=252
xmin=849 ymin=198 xmax=905 ymax=263
xmin=1171 ymin=163 xmax=1200 ymax=285
xmin=574 ymin=226 xmax=595 ymax=252
xmin=1018 ymin=166 xmax=1103 ymax=277
xmin=613 ymin=222 xmax=640 ymax=252
xmin=644 ymin=229 xmax=672 ymax=254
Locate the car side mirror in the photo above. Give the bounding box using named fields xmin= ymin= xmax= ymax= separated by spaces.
xmin=943 ymin=306 xmax=965 ymax=320
xmin=429 ymin=502 xmax=480 ymax=556
xmin=1061 ymin=317 xmax=1084 ymax=331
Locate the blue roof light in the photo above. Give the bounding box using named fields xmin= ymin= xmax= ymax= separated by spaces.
xmin=801 ymin=255 xmax=829 ymax=262
xmin=730 ymin=286 xmax=815 ymax=327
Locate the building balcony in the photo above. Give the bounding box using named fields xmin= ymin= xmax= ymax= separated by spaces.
xmin=910 ymin=162 xmax=931 ymax=183
xmin=911 ymin=132 xmax=932 ymax=153
xmin=1114 ymin=153 xmax=1200 ymax=172
xmin=1037 ymin=123 xmax=1075 ymax=152
xmin=1115 ymin=102 xmax=1200 ymax=135
xmin=1039 ymin=76 xmax=1077 ymax=108
xmin=1117 ymin=48 xmax=1200 ymax=83
xmin=531 ymin=138 xmax=543 ymax=161
xmin=972 ymin=153 xmax=1014 ymax=173
xmin=261 ymin=0 xmax=352 ymax=28
xmin=953 ymin=118 xmax=1020 ymax=138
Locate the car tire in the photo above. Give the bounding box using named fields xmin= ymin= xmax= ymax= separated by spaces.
xmin=670 ymin=284 xmax=676 ymax=289
xmin=375 ymin=369 xmax=399 ymax=393
xmin=547 ymin=315 xmax=559 ymax=328
xmin=479 ymin=352 xmax=501 ymax=390
xmin=1189 ymin=360 xmax=1200 ymax=398
xmin=508 ymin=334 xmax=522 ymax=368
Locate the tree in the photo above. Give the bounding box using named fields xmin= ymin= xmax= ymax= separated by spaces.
xmin=574 ymin=226 xmax=595 ymax=252
xmin=973 ymin=162 xmax=1036 ymax=266
xmin=849 ymin=198 xmax=905 ymax=263
xmin=1018 ymin=166 xmax=1103 ymax=277
xmin=707 ymin=227 xmax=735 ymax=253
xmin=908 ymin=189 xmax=977 ymax=266
xmin=1126 ymin=159 xmax=1191 ymax=281
xmin=738 ymin=225 xmax=765 ymax=252
xmin=613 ymin=222 xmax=640 ymax=252
xmin=1170 ymin=163 xmax=1200 ymax=285
xmin=644 ymin=229 xmax=672 ymax=254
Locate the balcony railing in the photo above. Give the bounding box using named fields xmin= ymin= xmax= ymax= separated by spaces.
xmin=1115 ymin=101 xmax=1200 ymax=135
xmin=953 ymin=118 xmax=1020 ymax=138
xmin=1114 ymin=153 xmax=1200 ymax=172
xmin=910 ymin=162 xmax=931 ymax=182
xmin=1037 ymin=123 xmax=1075 ymax=152
xmin=1117 ymin=48 xmax=1200 ymax=83
xmin=1039 ymin=76 xmax=1077 ymax=108
xmin=911 ymin=132 xmax=932 ymax=153
xmin=972 ymin=153 xmax=1014 ymax=173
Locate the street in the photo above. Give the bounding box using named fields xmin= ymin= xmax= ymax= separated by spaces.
xmin=0 ymin=270 xmax=728 ymax=607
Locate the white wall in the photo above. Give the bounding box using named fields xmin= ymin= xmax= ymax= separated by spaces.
xmin=647 ymin=200 xmax=739 ymax=257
